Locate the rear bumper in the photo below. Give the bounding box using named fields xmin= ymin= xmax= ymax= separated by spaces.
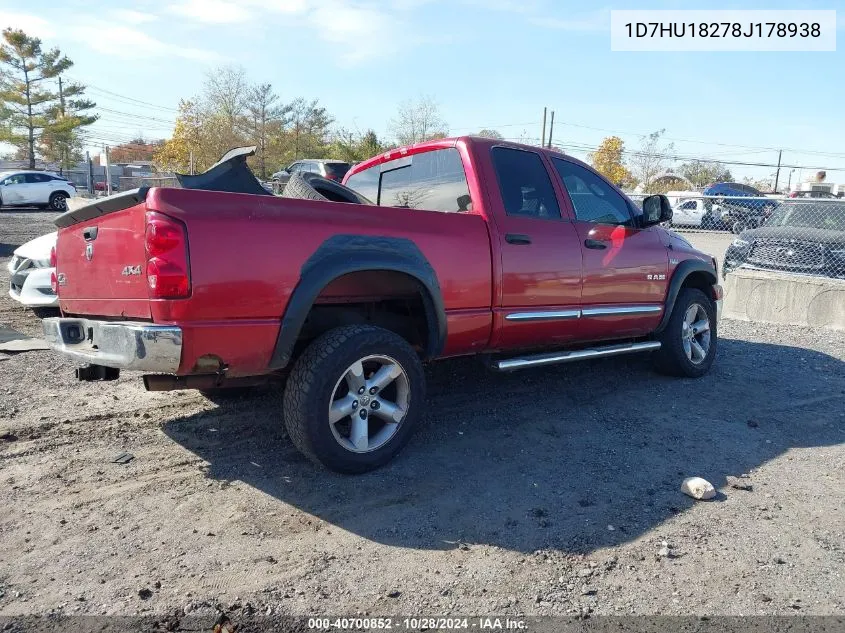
xmin=42 ymin=318 xmax=182 ymax=372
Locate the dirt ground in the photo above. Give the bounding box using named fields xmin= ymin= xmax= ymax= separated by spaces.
xmin=0 ymin=209 xmax=843 ymax=620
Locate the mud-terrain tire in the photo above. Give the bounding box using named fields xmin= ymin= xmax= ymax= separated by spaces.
xmin=653 ymin=288 xmax=717 ymax=378
xmin=282 ymin=173 xmax=372 ymax=205
xmin=283 ymin=325 xmax=425 ymax=474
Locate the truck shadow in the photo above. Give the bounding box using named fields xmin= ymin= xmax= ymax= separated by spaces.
xmin=163 ymin=338 xmax=845 ymax=554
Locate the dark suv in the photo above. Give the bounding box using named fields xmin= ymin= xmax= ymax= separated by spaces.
xmin=270 ymin=160 xmax=351 ymax=188
xmin=723 ymin=200 xmax=845 ymax=279
xmin=703 ymin=182 xmax=777 ymax=233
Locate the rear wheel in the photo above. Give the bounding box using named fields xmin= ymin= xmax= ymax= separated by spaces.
xmin=283 ymin=325 xmax=425 ymax=473
xmin=654 ymin=288 xmax=717 ymax=378
xmin=49 ymin=191 xmax=68 ymax=211
xmin=731 ymin=219 xmax=746 ymax=234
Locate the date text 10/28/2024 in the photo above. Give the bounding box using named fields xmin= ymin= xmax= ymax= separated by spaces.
xmin=308 ymin=617 xmax=527 ymax=630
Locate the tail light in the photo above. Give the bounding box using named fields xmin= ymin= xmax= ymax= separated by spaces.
xmin=145 ymin=212 xmax=190 ymax=299
xmin=49 ymin=245 xmax=56 ymax=268
xmin=50 ymin=271 xmax=58 ymax=294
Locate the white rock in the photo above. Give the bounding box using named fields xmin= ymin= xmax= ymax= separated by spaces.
xmin=681 ymin=477 xmax=717 ymax=500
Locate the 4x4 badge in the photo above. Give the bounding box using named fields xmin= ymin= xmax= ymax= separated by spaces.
xmin=121 ymin=265 xmax=142 ymax=276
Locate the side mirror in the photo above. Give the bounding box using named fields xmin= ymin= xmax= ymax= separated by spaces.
xmin=642 ymin=194 xmax=672 ymax=227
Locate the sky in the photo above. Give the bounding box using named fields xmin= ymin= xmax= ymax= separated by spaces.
xmin=1 ymin=0 xmax=844 ymax=186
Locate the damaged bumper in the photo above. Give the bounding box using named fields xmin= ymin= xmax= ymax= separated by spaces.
xmin=42 ymin=318 xmax=182 ymax=373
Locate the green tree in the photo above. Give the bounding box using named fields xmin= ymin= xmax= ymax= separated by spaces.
xmin=0 ymin=28 xmax=96 ymax=168
xmin=678 ymin=160 xmax=732 ymax=188
xmin=153 ymin=100 xmax=206 ymax=173
xmin=39 ymin=76 xmax=97 ymax=172
xmin=329 ymin=129 xmax=385 ymax=163
xmin=589 ymin=136 xmax=634 ymax=188
xmin=477 ymin=128 xmax=503 ymax=139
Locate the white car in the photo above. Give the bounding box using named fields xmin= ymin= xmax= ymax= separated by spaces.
xmin=8 ymin=231 xmax=58 ymax=310
xmin=671 ymin=198 xmax=722 ymax=229
xmin=0 ymin=170 xmax=76 ymax=211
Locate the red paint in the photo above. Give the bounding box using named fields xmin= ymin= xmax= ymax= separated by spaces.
xmin=55 ymin=136 xmax=715 ymax=378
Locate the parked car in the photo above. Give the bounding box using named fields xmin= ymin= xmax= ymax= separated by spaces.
xmin=270 ymin=160 xmax=352 ymax=187
xmin=42 ymin=137 xmax=721 ymax=474
xmin=703 ymin=182 xmax=777 ymax=233
xmin=8 ymin=231 xmax=58 ymax=311
xmin=0 ymin=171 xmax=76 ymax=211
xmin=723 ymin=200 xmax=845 ymax=279
xmin=671 ymin=198 xmax=722 ymax=229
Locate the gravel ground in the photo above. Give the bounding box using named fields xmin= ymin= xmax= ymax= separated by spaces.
xmin=0 ymin=209 xmax=843 ymax=620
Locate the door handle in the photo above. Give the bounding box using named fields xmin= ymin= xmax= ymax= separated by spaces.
xmin=584 ymin=238 xmax=607 ymax=250
xmin=505 ymin=233 xmax=532 ymax=245
xmin=83 ymin=226 xmax=98 ymax=241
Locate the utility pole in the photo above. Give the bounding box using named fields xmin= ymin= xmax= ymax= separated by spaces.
xmin=773 ymin=149 xmax=782 ymax=193
xmin=541 ymin=107 xmax=547 ymax=148
xmin=86 ymin=151 xmax=93 ymax=194
xmin=189 ymin=150 xmax=194 ymax=175
xmin=58 ymin=76 xmax=66 ymax=174
xmin=547 ymin=110 xmax=555 ymax=148
xmin=104 ymin=145 xmax=112 ymax=196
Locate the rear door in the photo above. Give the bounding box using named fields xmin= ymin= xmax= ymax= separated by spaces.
xmin=29 ymin=173 xmax=53 ymax=203
xmin=551 ymin=157 xmax=667 ymax=339
xmin=489 ymin=147 xmax=584 ymax=349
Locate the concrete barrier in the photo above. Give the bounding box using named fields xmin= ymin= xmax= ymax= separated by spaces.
xmin=723 ymin=268 xmax=845 ymax=331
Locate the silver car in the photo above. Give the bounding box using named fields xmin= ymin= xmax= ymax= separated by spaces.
xmin=270 ymin=160 xmax=352 ymax=187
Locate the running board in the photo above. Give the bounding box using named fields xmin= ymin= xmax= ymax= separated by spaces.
xmin=494 ymin=341 xmax=661 ymax=372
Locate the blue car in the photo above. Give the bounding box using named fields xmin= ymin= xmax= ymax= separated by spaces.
xmin=703 ymin=182 xmax=778 ymax=233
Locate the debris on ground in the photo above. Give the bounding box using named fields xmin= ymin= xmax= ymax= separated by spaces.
xmin=681 ymin=477 xmax=717 ymax=500
xmin=112 ymin=452 xmax=135 ymax=465
xmin=727 ymin=476 xmax=753 ymax=491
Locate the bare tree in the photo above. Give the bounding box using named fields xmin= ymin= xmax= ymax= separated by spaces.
xmin=628 ymin=129 xmax=675 ymax=193
xmin=244 ymin=83 xmax=289 ymax=179
xmin=389 ymin=96 xmax=448 ymax=146
xmin=203 ymin=65 xmax=248 ymax=129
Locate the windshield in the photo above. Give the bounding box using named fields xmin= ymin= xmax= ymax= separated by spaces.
xmin=324 ymin=163 xmax=351 ymax=179
xmin=765 ymin=202 xmax=845 ymax=231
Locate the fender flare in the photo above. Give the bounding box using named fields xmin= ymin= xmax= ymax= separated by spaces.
xmin=269 ymin=235 xmax=447 ymax=370
xmin=655 ymin=259 xmax=717 ymax=333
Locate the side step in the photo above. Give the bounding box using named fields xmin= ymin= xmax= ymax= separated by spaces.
xmin=494 ymin=341 xmax=661 ymax=372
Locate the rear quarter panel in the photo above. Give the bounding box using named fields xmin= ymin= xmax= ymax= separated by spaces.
xmin=146 ymin=188 xmax=493 ymax=373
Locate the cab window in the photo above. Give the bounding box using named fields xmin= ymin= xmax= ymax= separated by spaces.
xmin=346 ymin=148 xmax=472 ymax=213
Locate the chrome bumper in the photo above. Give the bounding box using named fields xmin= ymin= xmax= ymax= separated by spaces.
xmin=715 ymin=298 xmax=723 ymax=323
xmin=42 ymin=318 xmax=182 ymax=373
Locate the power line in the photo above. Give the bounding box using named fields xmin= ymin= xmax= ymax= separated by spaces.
xmin=65 ymin=76 xmax=178 ymax=113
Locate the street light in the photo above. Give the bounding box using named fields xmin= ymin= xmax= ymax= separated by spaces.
xmin=787 ymin=168 xmax=796 ymax=192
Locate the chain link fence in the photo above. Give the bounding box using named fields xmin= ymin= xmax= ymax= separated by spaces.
xmin=628 ymin=194 xmax=845 ymax=281
xmin=118 ymin=175 xmax=180 ymax=191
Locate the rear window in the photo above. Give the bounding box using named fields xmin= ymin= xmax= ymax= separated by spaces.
xmin=345 ymin=148 xmax=472 ymax=213
xmin=324 ymin=163 xmax=351 ymax=179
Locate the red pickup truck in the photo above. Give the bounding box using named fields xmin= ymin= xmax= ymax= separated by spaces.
xmin=43 ymin=137 xmax=721 ymax=473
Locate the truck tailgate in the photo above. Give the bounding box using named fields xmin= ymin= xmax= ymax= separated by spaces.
xmin=56 ymin=198 xmax=151 ymax=319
